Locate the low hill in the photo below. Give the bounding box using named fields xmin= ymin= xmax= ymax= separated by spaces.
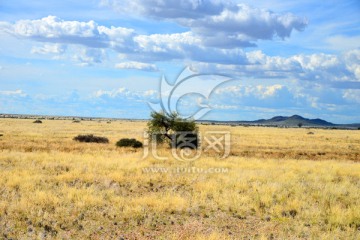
xmin=251 ymin=115 xmax=335 ymax=127
xmin=200 ymin=115 xmax=360 ymax=129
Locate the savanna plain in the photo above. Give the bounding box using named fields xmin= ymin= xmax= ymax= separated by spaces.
xmin=0 ymin=119 xmax=359 ymax=239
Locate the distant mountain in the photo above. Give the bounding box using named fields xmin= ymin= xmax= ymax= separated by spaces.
xmin=248 ymin=115 xmax=335 ymax=127
xmin=197 ymin=115 xmax=360 ymax=129
xmin=197 ymin=114 xmax=360 ymax=129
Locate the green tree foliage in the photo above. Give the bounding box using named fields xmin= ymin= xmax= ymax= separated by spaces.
xmin=147 ymin=112 xmax=198 ymax=143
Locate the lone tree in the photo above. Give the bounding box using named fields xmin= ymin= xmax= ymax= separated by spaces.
xmin=297 ymin=122 xmax=303 ymax=128
xmin=147 ymin=111 xmax=198 ymax=145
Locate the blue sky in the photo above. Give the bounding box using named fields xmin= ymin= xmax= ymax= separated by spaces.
xmin=0 ymin=0 xmax=359 ymax=123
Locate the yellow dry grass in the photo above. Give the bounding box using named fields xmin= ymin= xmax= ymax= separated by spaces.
xmin=0 ymin=119 xmax=359 ymax=239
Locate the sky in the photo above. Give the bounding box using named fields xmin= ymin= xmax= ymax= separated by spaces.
xmin=0 ymin=0 xmax=359 ymax=123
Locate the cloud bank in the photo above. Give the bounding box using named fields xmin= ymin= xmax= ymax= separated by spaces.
xmin=0 ymin=0 xmax=308 ymax=66
xmin=101 ymin=0 xmax=308 ymax=48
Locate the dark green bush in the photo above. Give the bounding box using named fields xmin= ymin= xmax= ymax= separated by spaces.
xmin=116 ymin=138 xmax=143 ymax=148
xmin=73 ymin=134 xmax=109 ymax=143
xmin=33 ymin=120 xmax=42 ymax=123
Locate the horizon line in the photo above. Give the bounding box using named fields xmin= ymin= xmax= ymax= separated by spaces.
xmin=1 ymin=112 xmax=360 ymax=126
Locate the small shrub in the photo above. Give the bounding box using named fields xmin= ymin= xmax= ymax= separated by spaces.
xmin=289 ymin=209 xmax=298 ymax=218
xmin=73 ymin=120 xmax=81 ymax=123
xmin=73 ymin=134 xmax=109 ymax=143
xmin=116 ymin=138 xmax=143 ymax=148
xmin=0 ymin=134 xmax=3 ymax=137
xmin=281 ymin=209 xmax=298 ymax=218
xmin=33 ymin=120 xmax=42 ymax=124
xmin=307 ymin=132 xmax=314 ymax=135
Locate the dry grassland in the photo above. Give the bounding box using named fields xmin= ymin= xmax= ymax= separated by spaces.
xmin=0 ymin=119 xmax=359 ymax=239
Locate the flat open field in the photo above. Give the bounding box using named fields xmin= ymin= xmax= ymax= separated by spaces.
xmin=0 ymin=119 xmax=359 ymax=239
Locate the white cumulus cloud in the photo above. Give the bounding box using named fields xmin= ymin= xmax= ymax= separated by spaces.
xmin=115 ymin=61 xmax=158 ymax=71
xmin=0 ymin=89 xmax=27 ymax=97
xmin=194 ymin=48 xmax=360 ymax=86
xmin=0 ymin=16 xmax=134 ymax=50
xmin=73 ymin=47 xmax=107 ymax=66
xmin=31 ymin=43 xmax=67 ymax=55
xmin=343 ymin=89 xmax=360 ymax=104
xmin=94 ymin=87 xmax=127 ymax=98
